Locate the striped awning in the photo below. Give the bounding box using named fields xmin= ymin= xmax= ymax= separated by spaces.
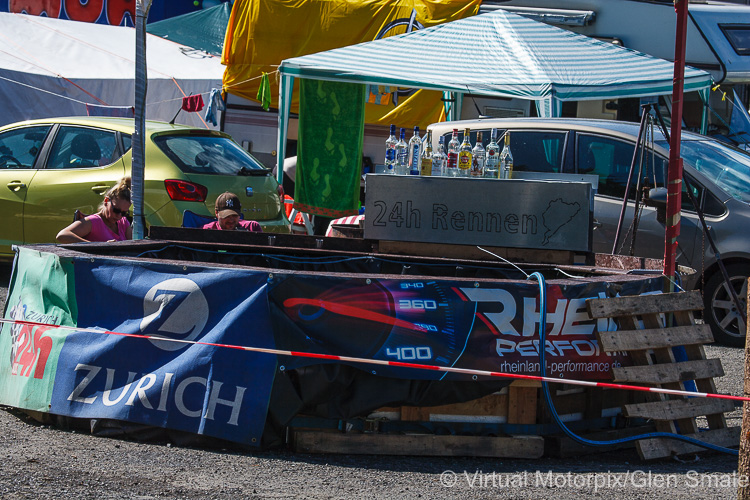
xmin=279 ymin=8 xmax=712 ymax=103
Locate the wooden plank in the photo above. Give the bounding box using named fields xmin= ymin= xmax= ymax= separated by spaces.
xmin=623 ymin=398 xmax=735 ymax=421
xmin=636 ymin=426 xmax=741 ymax=460
xmin=291 ymin=430 xmax=545 ymax=458
xmin=586 ymin=291 xmax=703 ymax=319
xmin=508 ymin=386 xmax=538 ymax=425
xmin=597 ymin=324 xmax=713 ymax=352
xmin=612 ymin=358 xmax=724 ymax=384
xmin=510 ymin=380 xmax=542 ymax=388
xmin=399 ymin=393 xmax=509 ymax=421
xmin=681 ymin=343 xmax=728 ymax=430
xmin=546 ymin=425 xmax=654 ymax=458
xmin=377 ymin=240 xmax=576 ymax=264
xmin=635 ymin=310 xmax=703 ymax=433
xmin=400 ymin=406 xmax=429 ymax=422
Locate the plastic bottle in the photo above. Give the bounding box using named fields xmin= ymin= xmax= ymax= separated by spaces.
xmin=445 ymin=129 xmax=460 ymax=177
xmin=457 ymin=128 xmax=472 ymax=177
xmin=395 ymin=127 xmax=408 ymax=175
xmin=383 ymin=124 xmax=397 ymax=174
xmin=408 ymin=126 xmax=422 ymax=176
xmin=500 ymin=131 xmax=514 ymax=179
xmin=420 ymin=130 xmax=433 ymax=176
xmin=471 ymin=131 xmax=485 ymax=178
xmin=432 ymin=136 xmax=447 ymax=176
xmin=484 ymin=128 xmax=500 ymax=179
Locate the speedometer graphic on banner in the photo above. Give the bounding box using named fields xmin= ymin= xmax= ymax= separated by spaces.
xmin=278 ymin=278 xmax=474 ymax=370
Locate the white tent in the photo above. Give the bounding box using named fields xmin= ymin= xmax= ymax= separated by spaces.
xmin=0 ymin=13 xmax=224 ymax=129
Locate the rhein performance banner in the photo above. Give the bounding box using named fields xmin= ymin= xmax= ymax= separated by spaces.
xmin=268 ymin=275 xmax=663 ymax=381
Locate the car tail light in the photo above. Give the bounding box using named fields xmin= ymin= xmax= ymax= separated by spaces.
xmin=164 ymin=179 xmax=208 ymax=202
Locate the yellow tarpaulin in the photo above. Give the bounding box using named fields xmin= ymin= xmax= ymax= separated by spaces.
xmin=221 ymin=0 xmax=481 ymax=129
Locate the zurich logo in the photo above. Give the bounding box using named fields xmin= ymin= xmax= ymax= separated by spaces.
xmin=140 ymin=278 xmax=208 ymax=351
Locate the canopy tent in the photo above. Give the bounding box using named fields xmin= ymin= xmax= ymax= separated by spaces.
xmin=0 ymin=13 xmax=225 ymax=128
xmin=276 ymin=7 xmax=713 ymax=199
xmin=146 ymin=1 xmax=232 ymax=57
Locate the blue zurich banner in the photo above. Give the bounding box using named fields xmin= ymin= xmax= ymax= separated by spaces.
xmin=50 ymin=260 xmax=277 ymax=446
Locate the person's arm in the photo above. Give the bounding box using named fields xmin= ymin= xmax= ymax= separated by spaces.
xmin=125 ymin=221 xmax=133 ymax=240
xmin=56 ymin=219 xmax=93 ymax=243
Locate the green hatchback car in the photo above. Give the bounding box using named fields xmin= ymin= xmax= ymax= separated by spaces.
xmin=0 ymin=117 xmax=289 ymax=258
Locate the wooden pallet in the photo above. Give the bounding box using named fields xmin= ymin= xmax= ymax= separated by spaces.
xmin=291 ymin=430 xmax=545 ymax=458
xmin=586 ymin=290 xmax=740 ymax=460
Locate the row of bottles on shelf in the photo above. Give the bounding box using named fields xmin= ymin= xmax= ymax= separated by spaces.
xmin=384 ymin=125 xmax=513 ymax=178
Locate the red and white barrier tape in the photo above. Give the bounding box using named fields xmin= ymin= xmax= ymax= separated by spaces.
xmin=2 ymin=317 xmax=749 ymax=403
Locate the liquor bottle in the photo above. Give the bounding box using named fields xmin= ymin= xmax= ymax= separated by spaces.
xmin=395 ymin=127 xmax=408 ymax=175
xmin=471 ymin=131 xmax=485 ymax=178
xmin=384 ymin=124 xmax=397 ymax=174
xmin=432 ymin=135 xmax=447 ymax=176
xmin=500 ymin=131 xmax=514 ymax=179
xmin=445 ymin=129 xmax=460 ymax=177
xmin=484 ymin=128 xmax=500 ymax=179
xmin=420 ymin=130 xmax=433 ymax=176
xmin=457 ymin=128 xmax=472 ymax=177
xmin=408 ymin=126 xmax=422 ymax=176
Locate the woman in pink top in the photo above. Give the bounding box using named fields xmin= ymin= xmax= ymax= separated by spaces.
xmin=56 ymin=176 xmax=133 ymax=243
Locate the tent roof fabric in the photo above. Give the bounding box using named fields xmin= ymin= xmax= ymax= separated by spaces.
xmin=279 ymin=8 xmax=712 ymax=101
xmin=147 ymin=2 xmax=231 ymax=57
xmin=0 ymin=12 xmax=224 ymax=128
xmin=0 ymin=13 xmax=223 ymax=79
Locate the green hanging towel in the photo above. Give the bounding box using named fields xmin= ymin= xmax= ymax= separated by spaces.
xmin=257 ymin=72 xmax=271 ymax=111
xmin=294 ymin=80 xmax=364 ymax=218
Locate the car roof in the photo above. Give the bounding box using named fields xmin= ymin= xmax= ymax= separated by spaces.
xmin=425 ymin=116 xmax=715 ymax=143
xmin=0 ymin=116 xmax=200 ymax=134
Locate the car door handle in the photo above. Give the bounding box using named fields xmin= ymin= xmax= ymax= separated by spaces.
xmin=91 ymin=184 xmax=110 ymax=195
xmin=6 ymin=181 xmax=26 ymax=191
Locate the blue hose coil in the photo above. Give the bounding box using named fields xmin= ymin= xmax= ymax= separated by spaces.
xmin=527 ymin=271 xmax=737 ymax=456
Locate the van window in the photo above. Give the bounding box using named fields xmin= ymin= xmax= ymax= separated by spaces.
xmin=721 ymin=25 xmax=750 ymax=56
xmin=578 ymin=133 xmax=708 ymax=213
xmin=577 ymin=134 xmax=667 ymax=199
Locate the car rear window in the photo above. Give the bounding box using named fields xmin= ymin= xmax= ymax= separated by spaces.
xmin=438 ymin=129 xmax=566 ymax=173
xmin=152 ymin=134 xmax=269 ymax=176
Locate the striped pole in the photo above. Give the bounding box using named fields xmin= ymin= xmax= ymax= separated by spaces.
xmin=2 ymin=317 xmax=749 ymax=403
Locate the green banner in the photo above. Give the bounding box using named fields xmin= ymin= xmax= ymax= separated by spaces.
xmin=294 ymin=79 xmax=364 ymax=218
xmin=0 ymin=248 xmax=77 ymax=411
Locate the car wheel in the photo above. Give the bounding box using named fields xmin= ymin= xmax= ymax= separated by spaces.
xmin=703 ymin=264 xmax=748 ymax=347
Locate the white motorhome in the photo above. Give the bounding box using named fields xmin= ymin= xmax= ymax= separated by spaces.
xmin=487 ymin=0 xmax=750 ymax=140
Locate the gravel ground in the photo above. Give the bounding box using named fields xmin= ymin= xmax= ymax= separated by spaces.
xmin=0 ymin=263 xmax=747 ymax=499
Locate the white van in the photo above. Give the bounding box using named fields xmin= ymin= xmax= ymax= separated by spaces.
xmin=484 ymin=0 xmax=750 ymax=142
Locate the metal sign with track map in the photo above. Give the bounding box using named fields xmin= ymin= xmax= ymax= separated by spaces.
xmin=364 ymin=175 xmax=592 ymax=252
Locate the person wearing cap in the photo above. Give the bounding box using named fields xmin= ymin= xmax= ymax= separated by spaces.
xmin=202 ymin=192 xmax=263 ymax=231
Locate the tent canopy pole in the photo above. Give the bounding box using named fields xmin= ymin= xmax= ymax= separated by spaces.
xmin=276 ymin=74 xmax=294 ymax=186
